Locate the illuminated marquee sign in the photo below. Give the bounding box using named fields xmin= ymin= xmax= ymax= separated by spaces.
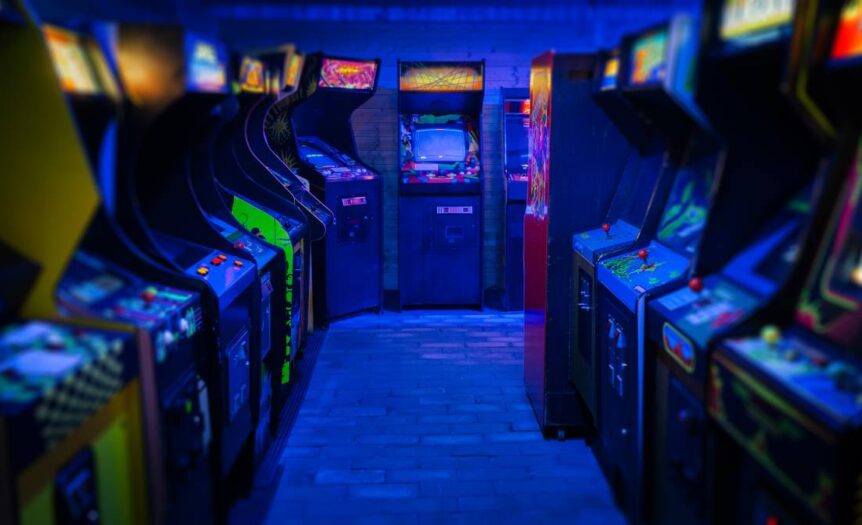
xmin=399 ymin=62 xmax=484 ymax=92
xmin=720 ymin=0 xmax=795 ymax=41
xmin=318 ymin=58 xmax=377 ymax=90
xmin=185 ymin=34 xmax=227 ymax=93
xmin=44 ymin=26 xmax=100 ymax=94
xmin=239 ymin=57 xmax=266 ymax=93
xmin=630 ymin=29 xmax=668 ymax=86
xmin=600 ymin=57 xmax=620 ymax=91
xmin=285 ymin=54 xmax=304 ymax=89
xmin=831 ymin=0 xmax=862 ymax=62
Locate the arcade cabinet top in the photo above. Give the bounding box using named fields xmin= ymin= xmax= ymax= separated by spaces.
xmin=0 ymin=11 xmax=105 ymax=318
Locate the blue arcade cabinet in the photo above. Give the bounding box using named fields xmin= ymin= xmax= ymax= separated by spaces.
xmin=592 ymin=10 xmax=822 ymax=522
xmin=397 ymin=61 xmax=486 ymax=308
xmin=703 ymin=0 xmax=862 ymax=524
xmin=501 ymin=88 xmax=529 ymax=311
xmin=290 ymin=55 xmax=384 ymax=323
xmin=569 ymin=48 xmax=674 ymax=425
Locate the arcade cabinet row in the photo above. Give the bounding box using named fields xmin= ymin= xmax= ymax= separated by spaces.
xmin=0 ymin=8 xmax=382 ymax=525
xmin=524 ymin=0 xmax=862 ymax=524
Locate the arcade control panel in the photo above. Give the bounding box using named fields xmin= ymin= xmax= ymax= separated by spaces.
xmin=209 ymin=215 xmax=278 ymax=270
xmin=0 ymin=321 xmax=137 ymax=458
xmin=574 ymin=219 xmax=641 ymax=262
xmin=650 ymin=275 xmax=760 ymax=376
xmin=597 ymin=240 xmax=690 ymax=310
xmin=710 ymin=327 xmax=862 ymax=525
xmin=59 ymin=252 xmax=204 ymax=366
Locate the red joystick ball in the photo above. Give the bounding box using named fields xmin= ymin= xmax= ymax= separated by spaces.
xmin=637 ymin=249 xmax=648 ymax=262
xmin=602 ymin=223 xmax=611 ymax=234
xmin=688 ymin=277 xmax=704 ymax=293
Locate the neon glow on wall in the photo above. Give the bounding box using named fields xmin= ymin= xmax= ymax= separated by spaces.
xmin=318 ymin=58 xmax=377 ymax=90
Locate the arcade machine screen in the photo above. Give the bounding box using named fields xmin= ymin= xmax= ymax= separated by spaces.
xmin=299 ymin=144 xmax=340 ymax=169
xmin=44 ymin=27 xmax=101 ymax=94
xmin=720 ymin=0 xmax=795 ymax=44
xmin=239 ymin=57 xmax=266 ymax=93
xmin=185 ymin=34 xmax=228 ymax=93
xmin=655 ymin=164 xmax=713 ymax=256
xmin=630 ymin=28 xmax=668 ymax=85
xmin=831 ymin=0 xmax=862 ymax=64
xmin=414 ymin=127 xmax=467 ymax=163
xmin=318 ymin=58 xmax=377 ymax=91
xmin=600 ymin=56 xmax=620 ymax=91
xmin=797 ymin=143 xmax=862 ymax=347
xmin=504 ymin=99 xmax=529 ymax=180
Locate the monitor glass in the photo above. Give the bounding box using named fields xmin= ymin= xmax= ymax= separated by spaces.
xmin=630 ymin=29 xmax=668 ymax=86
xmin=414 ymin=127 xmax=466 ymax=163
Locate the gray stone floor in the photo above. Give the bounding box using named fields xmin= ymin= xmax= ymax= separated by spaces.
xmin=263 ymin=310 xmax=626 ymax=524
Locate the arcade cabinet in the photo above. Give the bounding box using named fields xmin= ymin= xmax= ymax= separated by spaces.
xmin=397 ymin=61 xmax=486 ymax=307
xmin=501 ymin=88 xmax=529 ymax=311
xmin=212 ymin=52 xmax=308 ymax=430
xmin=644 ymin=2 xmax=839 ymax=522
xmin=569 ymin=48 xmax=672 ymax=424
xmin=594 ymin=8 xmax=820 ymax=520
xmin=523 ymin=53 xmax=630 ymax=435
xmin=707 ymin=0 xmax=862 ymax=523
xmin=40 ymin=24 xmax=218 ymax=524
xmin=109 ymin=26 xmax=263 ymax=504
xmin=290 ymin=54 xmax=384 ymax=322
xmin=173 ymin=51 xmax=293 ymax=467
xmin=0 ymin=10 xmax=148 ymax=524
xmin=261 ymin=54 xmax=339 ymax=332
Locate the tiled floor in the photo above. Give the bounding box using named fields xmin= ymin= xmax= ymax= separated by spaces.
xmin=263 ymin=310 xmax=625 ymax=524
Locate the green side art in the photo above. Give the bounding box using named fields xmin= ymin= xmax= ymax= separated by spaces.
xmin=231 ymin=197 xmax=294 ymax=384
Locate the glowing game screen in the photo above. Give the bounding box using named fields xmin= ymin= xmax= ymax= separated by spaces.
xmin=44 ymin=27 xmax=100 ymax=94
xmin=600 ymin=57 xmax=619 ymax=91
xmin=796 ymin=141 xmax=862 ymax=348
xmin=399 ymin=63 xmax=484 ymax=92
xmin=300 ymin=144 xmax=340 ymax=168
xmin=630 ymin=29 xmax=668 ymax=86
xmin=720 ymin=0 xmax=795 ymax=41
xmin=239 ymin=57 xmax=266 ymax=94
xmin=318 ymin=58 xmax=377 ymax=91
xmin=831 ymin=0 xmax=862 ymax=63
xmin=185 ymin=34 xmax=227 ymax=93
xmin=414 ymin=128 xmax=467 ymax=163
xmin=286 ymin=54 xmax=304 ymax=89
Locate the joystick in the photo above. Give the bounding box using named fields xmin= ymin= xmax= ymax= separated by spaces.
xmin=637 ymin=249 xmax=648 ymax=265
xmin=602 ymin=223 xmax=611 ymax=238
xmin=688 ymin=277 xmax=703 ymax=293
xmin=760 ymin=325 xmax=781 ymax=347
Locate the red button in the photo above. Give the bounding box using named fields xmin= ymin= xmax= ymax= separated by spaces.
xmin=211 ymin=257 xmax=223 ymax=266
